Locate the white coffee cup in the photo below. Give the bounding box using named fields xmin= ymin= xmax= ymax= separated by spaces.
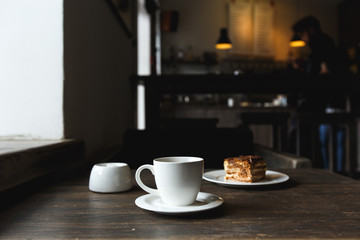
xmin=89 ymin=162 xmax=132 ymax=193
xmin=135 ymin=156 xmax=204 ymax=206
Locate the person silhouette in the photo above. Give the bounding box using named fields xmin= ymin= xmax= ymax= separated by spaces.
xmin=291 ymin=16 xmax=347 ymax=172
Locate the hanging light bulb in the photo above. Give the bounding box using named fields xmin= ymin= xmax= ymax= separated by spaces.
xmin=215 ymin=28 xmax=232 ymax=50
xmin=289 ymin=34 xmax=306 ymax=47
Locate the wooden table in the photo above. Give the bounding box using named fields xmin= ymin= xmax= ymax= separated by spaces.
xmin=1 ymin=169 xmax=360 ymax=239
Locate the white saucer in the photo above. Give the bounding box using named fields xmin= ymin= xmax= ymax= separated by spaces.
xmin=203 ymin=170 xmax=289 ymax=188
xmin=135 ymin=192 xmax=224 ymax=215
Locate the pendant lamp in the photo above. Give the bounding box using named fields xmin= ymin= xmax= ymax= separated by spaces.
xmin=289 ymin=34 xmax=306 ymax=47
xmin=215 ymin=28 xmax=232 ymax=50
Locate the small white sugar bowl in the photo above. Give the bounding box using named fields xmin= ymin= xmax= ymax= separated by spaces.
xmin=89 ymin=162 xmax=132 ymax=193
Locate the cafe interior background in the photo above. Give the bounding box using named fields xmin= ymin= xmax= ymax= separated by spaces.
xmin=158 ymin=0 xmax=342 ymax=127
xmin=1 ymin=0 xmax=360 ymax=192
xmin=139 ymin=0 xmax=360 ymax=177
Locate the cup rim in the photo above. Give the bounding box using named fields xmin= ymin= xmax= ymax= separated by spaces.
xmin=95 ymin=162 xmax=128 ymax=168
xmin=154 ymin=156 xmax=203 ymax=164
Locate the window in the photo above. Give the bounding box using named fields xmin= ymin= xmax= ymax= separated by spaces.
xmin=0 ymin=0 xmax=64 ymax=139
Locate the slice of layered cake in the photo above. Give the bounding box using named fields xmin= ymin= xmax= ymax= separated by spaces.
xmin=224 ymin=155 xmax=267 ymax=182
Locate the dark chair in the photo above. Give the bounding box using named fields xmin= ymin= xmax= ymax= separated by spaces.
xmin=159 ymin=118 xmax=219 ymax=129
xmin=115 ymin=126 xmax=311 ymax=170
xmin=119 ymin=126 xmax=254 ymax=169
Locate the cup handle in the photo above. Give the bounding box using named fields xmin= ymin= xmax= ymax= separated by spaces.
xmin=135 ymin=164 xmax=159 ymax=196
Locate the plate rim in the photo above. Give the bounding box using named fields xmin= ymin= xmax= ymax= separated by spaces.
xmin=203 ymin=169 xmax=289 ymax=186
xmin=135 ymin=192 xmax=224 ymax=214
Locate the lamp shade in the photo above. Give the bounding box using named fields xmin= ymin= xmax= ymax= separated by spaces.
xmin=216 ymin=28 xmax=232 ymax=50
xmin=289 ymin=34 xmax=306 ymax=47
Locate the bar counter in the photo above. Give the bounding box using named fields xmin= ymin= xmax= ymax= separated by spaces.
xmin=1 ymin=168 xmax=360 ymax=239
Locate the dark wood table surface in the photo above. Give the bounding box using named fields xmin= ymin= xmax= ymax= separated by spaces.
xmin=1 ymin=168 xmax=360 ymax=239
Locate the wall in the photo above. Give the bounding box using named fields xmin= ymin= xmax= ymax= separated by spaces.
xmin=275 ymin=0 xmax=343 ymax=61
xmin=0 ymin=0 xmax=63 ymax=139
xmin=63 ymin=0 xmax=135 ymax=158
xmin=160 ymin=0 xmax=343 ymax=62
xmin=161 ymin=0 xmax=228 ymax=61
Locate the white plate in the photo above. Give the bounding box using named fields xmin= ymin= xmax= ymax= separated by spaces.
xmin=203 ymin=170 xmax=289 ymax=187
xmin=135 ymin=192 xmax=223 ymax=215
